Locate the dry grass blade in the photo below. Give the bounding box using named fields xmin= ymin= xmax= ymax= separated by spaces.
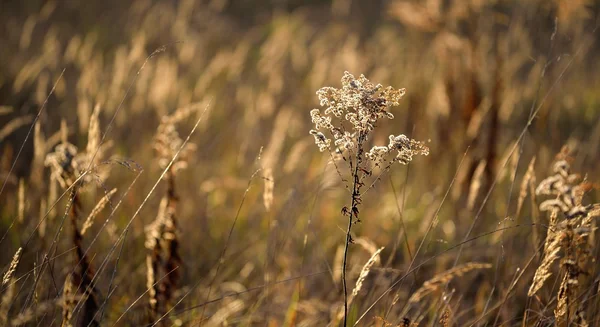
xmin=554 ymin=273 xmax=570 ymax=322
xmin=527 ymin=153 xmax=599 ymax=324
xmin=145 ymin=197 xmax=168 ymax=323
xmin=2 ymin=247 xmax=23 ymax=286
xmin=85 ymin=104 xmax=101 ymax=164
xmin=333 ymin=246 xmax=384 ymax=324
xmin=439 ymin=307 xmax=451 ymax=327
xmin=263 ymin=167 xmax=274 ymax=212
xmin=408 ymin=262 xmax=491 ymax=304
xmin=527 ymin=211 xmax=561 ymax=296
xmin=516 ymin=157 xmax=536 ymax=217
xmin=81 ymin=188 xmax=117 ymax=235
xmin=352 ymin=247 xmax=384 ymax=298
xmin=467 ymin=160 xmax=486 ymax=211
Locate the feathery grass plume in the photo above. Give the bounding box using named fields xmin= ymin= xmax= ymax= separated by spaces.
xmin=263 ymin=167 xmax=274 ymax=212
xmin=527 ymin=148 xmax=599 ymax=324
xmin=352 ymin=247 xmax=383 ymax=298
xmin=61 ymin=275 xmax=75 ymax=327
xmin=81 ymin=188 xmax=117 ymax=235
xmin=64 ymin=189 xmax=100 ymax=327
xmin=2 ymin=247 xmax=22 ymax=286
xmin=528 ymin=211 xmax=561 ymax=297
xmin=439 ymin=307 xmax=451 ymax=327
xmin=145 ymin=197 xmax=170 ymax=323
xmin=407 ymin=262 xmax=491 ymax=304
xmin=85 ymin=104 xmax=101 ymax=165
xmin=332 ymin=246 xmax=384 ymax=325
xmin=45 ymin=116 xmax=108 ymax=327
xmin=333 ymin=246 xmax=384 ymax=324
xmin=309 ymin=71 xmax=428 ymax=326
xmin=145 ymin=107 xmax=197 ymax=324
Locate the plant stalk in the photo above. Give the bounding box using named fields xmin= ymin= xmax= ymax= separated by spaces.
xmin=342 ymin=132 xmax=364 ymax=327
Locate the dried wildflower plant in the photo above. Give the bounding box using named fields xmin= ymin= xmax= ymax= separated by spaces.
xmin=528 ymin=148 xmax=599 ymax=325
xmin=145 ymin=106 xmax=199 ymax=323
xmin=43 ymin=108 xmax=109 ymax=327
xmin=309 ymin=72 xmax=429 ymax=326
xmin=309 ymin=71 xmax=429 ymax=167
xmin=153 ymin=107 xmax=197 ymax=175
xmin=44 ymin=105 xmax=109 ymax=189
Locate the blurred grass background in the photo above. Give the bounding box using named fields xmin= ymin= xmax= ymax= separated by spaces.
xmin=1 ymin=0 xmax=600 ymax=325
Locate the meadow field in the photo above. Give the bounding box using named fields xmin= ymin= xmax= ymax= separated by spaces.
xmin=1 ymin=0 xmax=600 ymax=326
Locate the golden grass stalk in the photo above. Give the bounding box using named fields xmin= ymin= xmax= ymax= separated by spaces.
xmin=263 ymin=167 xmax=274 ymax=212
xmin=466 ymin=160 xmax=486 ymax=210
xmin=44 ymin=117 xmax=103 ymax=327
xmin=145 ymin=197 xmax=168 ymax=322
xmin=516 ymin=157 xmax=536 ymax=217
xmin=554 ymin=272 xmax=571 ymax=322
xmin=333 ymin=246 xmax=384 ymax=323
xmin=408 ymin=262 xmax=492 ymax=304
xmin=81 ymin=188 xmax=117 ymax=235
xmin=527 ymin=211 xmax=561 ymax=296
xmin=145 ymin=173 xmax=182 ymax=323
xmin=65 ymin=191 xmax=100 ymax=327
xmin=85 ymin=104 xmax=101 ymax=164
xmin=351 ymin=247 xmax=384 ymax=298
xmin=61 ymin=275 xmax=75 ymax=327
xmin=161 ymin=197 xmax=181 ymax=316
xmin=439 ymin=307 xmax=451 ymax=327
xmin=528 ymin=152 xmax=599 ymax=324
xmin=2 ymin=247 xmax=22 ymax=286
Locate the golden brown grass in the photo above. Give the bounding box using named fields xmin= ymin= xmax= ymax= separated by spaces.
xmin=1 ymin=0 xmax=599 ymax=326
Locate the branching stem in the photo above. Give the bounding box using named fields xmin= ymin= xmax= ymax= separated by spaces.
xmin=342 ymin=131 xmax=364 ymax=327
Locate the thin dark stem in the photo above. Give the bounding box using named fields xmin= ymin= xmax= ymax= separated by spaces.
xmin=342 ymin=131 xmax=364 ymax=327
